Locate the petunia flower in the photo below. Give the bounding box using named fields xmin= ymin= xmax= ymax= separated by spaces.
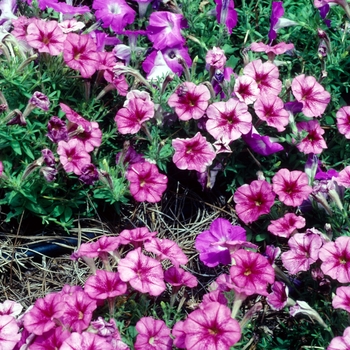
xmin=281 ymin=233 xmax=323 ymax=274
xmin=147 ymin=11 xmax=187 ymax=50
xmin=233 ymin=75 xmax=260 ymax=105
xmin=229 ymin=249 xmax=275 ymax=296
xmin=290 ymin=300 xmax=328 ymax=328
xmin=291 ymin=74 xmax=331 ymax=117
xmin=144 ymin=238 xmax=188 ymax=267
xmin=336 ymin=106 xmax=350 ymax=138
xmin=26 ymin=19 xmax=66 ymax=56
xmin=266 ymin=281 xmax=289 ymax=310
xmin=243 ymin=59 xmax=282 ymax=96
xmin=118 ymin=247 xmax=166 ymax=296
xmin=250 ymin=42 xmax=294 ymax=56
xmin=29 ymin=327 xmax=71 ymax=350
xmin=332 ymin=286 xmax=350 ymax=313
xmin=60 ymin=332 xmax=113 ymax=350
xmin=164 ymin=266 xmax=198 ymax=289
xmin=35 ymin=0 xmax=90 ymax=14
xmin=79 ymin=164 xmax=99 ymax=185
xmin=134 ymin=317 xmax=172 ymax=350
xmin=0 ymin=315 xmax=21 ymax=350
xmin=119 ymin=227 xmax=157 ymax=248
xmin=267 ymin=213 xmax=306 ymax=238
xmin=126 ymin=161 xmax=168 ymax=203
xmin=57 ymin=139 xmax=91 ymax=176
xmin=206 ymin=98 xmax=252 ymax=142
xmin=254 ymin=92 xmax=289 ymax=132
xmin=168 ymin=82 xmax=210 ymax=121
xmin=268 ymin=1 xmax=285 ymax=41
xmin=58 ymin=19 xmax=85 ymax=33
xmin=178 ymin=302 xmax=241 ymax=350
xmin=205 ymin=47 xmax=227 ymax=70
xmin=63 ymin=33 xmax=100 ymax=78
xmin=172 ymin=132 xmax=216 ymax=173
xmin=47 ymin=116 xmax=68 ymax=143
xmin=296 ymin=120 xmax=327 ymax=154
xmin=200 ymin=290 xmax=228 ymax=308
xmin=336 ymin=166 xmax=350 ymax=188
xmin=272 ymin=169 xmax=313 ymax=207
xmin=195 ymin=218 xmax=246 ymax=267
xmin=233 ymin=180 xmax=275 ymax=224
xmin=0 ymin=300 xmax=23 ymax=317
xmin=93 ymin=0 xmax=136 ymax=34
xmin=319 ymin=236 xmax=350 ymax=283
xmin=215 ymin=0 xmax=238 ymax=34
xmin=328 ymin=327 xmax=350 ymax=350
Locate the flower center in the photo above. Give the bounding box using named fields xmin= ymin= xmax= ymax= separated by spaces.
xmin=149 ymin=336 xmax=155 ymax=344
xmin=78 ymin=311 xmax=84 ymax=320
xmin=209 ymin=328 xmax=219 ymax=335
xmin=339 ymin=257 xmax=347 ymax=264
xmin=244 ymin=268 xmax=252 ymax=276
xmin=108 ymin=4 xmax=121 ymax=14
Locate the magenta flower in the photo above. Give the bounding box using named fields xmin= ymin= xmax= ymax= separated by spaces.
xmin=195 ymin=218 xmax=246 ymax=267
xmin=205 ymin=47 xmax=227 ymax=70
xmin=29 ymin=327 xmax=71 ymax=350
xmin=281 ymin=233 xmax=323 ymax=274
xmin=93 ymin=0 xmax=136 ymax=34
xmin=328 ymin=327 xmax=350 ymax=350
xmin=172 ymin=321 xmax=186 ymax=349
xmin=180 ymin=302 xmax=241 ymax=350
xmin=61 ymin=291 xmax=97 ymax=333
xmin=230 ymin=250 xmax=275 ymax=296
xmin=119 ymin=227 xmax=157 ymax=247
xmin=266 ymin=281 xmax=289 ymax=310
xmin=60 ymin=332 xmax=113 ymax=350
xmin=336 ymin=166 xmax=350 ymax=188
xmin=118 ymin=247 xmax=166 ymax=296
xmin=215 ymin=0 xmax=238 ymax=34
xmin=233 ymin=75 xmax=260 ymax=105
xmin=115 ymin=98 xmax=155 ymax=134
xmin=296 ymin=120 xmax=327 ymax=154
xmin=126 ymin=161 xmax=168 ymax=203
xmin=144 ymin=238 xmax=188 ymax=267
xmin=172 ymin=132 xmax=216 ymax=173
xmin=201 ymin=290 xmax=228 ymax=308
xmin=233 ymin=180 xmax=275 ymax=224
xmin=134 ymin=317 xmax=172 ymax=350
xmin=26 ymin=19 xmax=65 ymax=56
xmin=168 ymin=82 xmax=210 ymax=121
xmin=206 ymin=98 xmax=252 ymax=142
xmin=268 ymin=1 xmax=285 ymax=41
xmin=267 ymin=213 xmax=306 ymax=238
xmin=164 ymin=266 xmax=198 ymax=288
xmin=272 ymin=169 xmax=313 ymax=207
xmin=47 ymin=116 xmax=68 ymax=143
xmin=254 ymin=93 xmax=289 ymax=132
xmin=84 ymin=270 xmax=127 ymax=300
xmin=319 ymin=236 xmax=350 ymax=283
xmin=147 ymin=11 xmax=187 ymax=50
xmin=36 ymin=0 xmax=90 ymax=14
xmin=63 ymin=33 xmax=100 ymax=78
xmin=336 ymin=106 xmax=350 ymax=138
xmin=0 ymin=315 xmax=21 ymax=350
xmin=291 ymin=74 xmax=331 ymax=117
xmin=243 ymin=59 xmax=282 ymax=96
xmin=332 ymin=286 xmax=350 ymax=313
xmin=57 ymin=139 xmax=91 ymax=175
xmin=23 ymin=292 xmax=65 ymax=335
xmin=250 ymin=42 xmax=294 ymax=56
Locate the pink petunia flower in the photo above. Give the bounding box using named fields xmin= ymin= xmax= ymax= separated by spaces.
xmin=229 ymin=249 xmax=275 ymax=296
xmin=296 ymin=120 xmax=327 ymax=154
xmin=233 ymin=180 xmax=275 ymax=224
xmin=126 ymin=161 xmax=168 ymax=203
xmin=63 ymin=33 xmax=100 ymax=78
xmin=172 ymin=132 xmax=216 ymax=173
xmin=23 ymin=292 xmax=65 ymax=335
xmin=0 ymin=300 xmax=23 ymax=317
xmin=200 ymin=290 xmax=228 ymax=308
xmin=319 ymin=236 xmax=350 ymax=283
xmin=144 ymin=238 xmax=188 ymax=267
xmin=272 ymin=169 xmax=313 ymax=207
xmin=168 ymin=82 xmax=210 ymax=121
xmin=60 ymin=332 xmax=113 ymax=350
xmin=29 ymin=327 xmax=71 ymax=350
xmin=267 ymin=213 xmax=306 ymax=238
xmin=206 ymin=98 xmax=252 ymax=142
xmin=281 ymin=233 xmax=323 ymax=274
xmin=0 ymin=315 xmax=21 ymax=350
xmin=332 ymin=286 xmax=350 ymax=313
xmin=266 ymin=281 xmax=289 ymax=311
xmin=233 ymin=75 xmax=260 ymax=105
xmin=243 ymin=59 xmax=282 ymax=96
xmin=172 ymin=321 xmax=186 ymax=349
xmin=147 ymin=11 xmax=187 ymax=50
xmin=57 ymin=139 xmax=91 ymax=176
xmin=328 ymin=327 xmax=350 ymax=350
xmin=291 ymin=74 xmax=331 ymax=117
xmin=179 ymin=302 xmax=241 ymax=350
xmin=119 ymin=227 xmax=158 ymax=247
xmin=336 ymin=106 xmax=350 ymax=138
xmin=93 ymin=0 xmax=136 ymax=34
xmin=336 ymin=166 xmax=350 ymax=188
xmin=26 ymin=19 xmax=66 ymax=56
xmin=195 ymin=218 xmax=246 ymax=267
xmin=58 ymin=19 xmax=85 ymax=33
xmin=84 ymin=270 xmax=127 ymax=300
xmin=164 ymin=266 xmax=198 ymax=288
xmin=114 ymin=97 xmax=155 ymax=134
xmin=254 ymin=93 xmax=289 ymax=132
xmin=205 ymin=47 xmax=227 ymax=70
xmin=135 ymin=317 xmax=172 ymax=350
xmin=118 ymin=247 xmax=166 ymax=296
xmin=250 ymin=42 xmax=294 ymax=56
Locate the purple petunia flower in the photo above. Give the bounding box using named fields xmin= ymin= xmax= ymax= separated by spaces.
xmin=215 ymin=0 xmax=238 ymax=34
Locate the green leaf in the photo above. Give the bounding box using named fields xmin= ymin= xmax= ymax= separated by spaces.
xmin=63 ymin=206 xmax=73 ymax=222
xmin=10 ymin=141 xmax=22 ymax=155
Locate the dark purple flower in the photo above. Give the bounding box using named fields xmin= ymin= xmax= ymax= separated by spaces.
xmin=6 ymin=110 xmax=26 ymax=126
xmin=41 ymin=149 xmax=55 ymax=167
xmin=318 ymin=4 xmax=331 ymax=27
xmin=47 ymin=116 xmax=68 ymax=143
xmin=40 ymin=166 xmax=58 ymax=182
xmin=79 ymin=164 xmax=99 ymax=185
xmin=268 ymin=1 xmax=285 ymax=41
xmin=284 ymin=101 xmax=303 ymax=114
